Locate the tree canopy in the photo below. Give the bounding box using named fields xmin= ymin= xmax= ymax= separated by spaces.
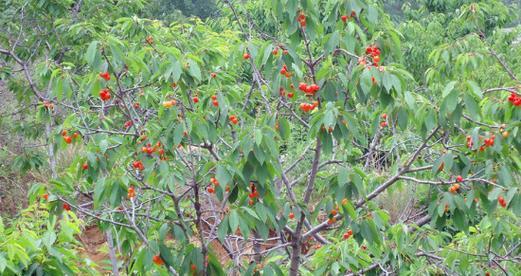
xmin=0 ymin=0 xmax=520 ymax=275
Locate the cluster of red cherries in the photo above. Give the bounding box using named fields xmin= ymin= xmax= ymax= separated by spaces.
xmin=466 ymin=134 xmax=495 ymax=151
xmin=507 ymin=92 xmax=521 ymax=106
xmin=248 ymin=182 xmax=259 ymax=206
xmin=207 ymin=177 xmax=219 ymax=194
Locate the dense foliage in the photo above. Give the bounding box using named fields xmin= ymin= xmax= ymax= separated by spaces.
xmin=0 ymin=0 xmax=520 ymax=275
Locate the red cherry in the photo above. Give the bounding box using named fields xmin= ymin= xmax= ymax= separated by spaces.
xmin=99 ymin=71 xmax=110 ymax=81
xmin=456 ymin=175 xmax=463 ymax=183
xmin=207 ymin=187 xmax=215 ymax=193
xmin=191 ymin=264 xmax=197 ymax=271
xmin=212 ymin=100 xmax=219 ymax=107
xmin=309 ymin=84 xmax=320 ymax=93
xmin=132 ymin=160 xmax=144 ymax=171
xmin=211 ymin=95 xmax=217 ymax=100
xmin=289 ymin=212 xmax=295 ymax=219
xmin=63 ymin=136 xmax=72 ymax=144
xmin=152 ymin=255 xmax=164 ymax=265
xmin=124 ymin=120 xmax=133 ymax=128
xmin=280 ymin=65 xmax=288 ymax=75
xmin=298 ymin=82 xmax=307 ymax=92
xmin=63 ymin=203 xmax=71 ymax=211
xmin=243 ymin=52 xmax=250 ymax=60
xmin=61 ymin=130 xmax=68 ymax=136
xmin=381 ymin=113 xmax=387 ymax=119
xmin=272 ymin=47 xmax=279 ymax=55
xmin=193 ymin=96 xmax=199 ymax=103
xmin=99 ymin=88 xmax=111 ymax=101
xmin=380 ymin=121 xmax=388 ymax=128
xmin=341 ymin=15 xmax=348 ymax=23
xmin=287 ymin=92 xmax=294 ymax=98
xmin=297 ymin=12 xmax=306 ymax=27
xmin=498 ymin=196 xmax=507 ymax=208
xmin=42 ymin=194 xmax=49 ymax=201
xmin=210 ymin=72 xmax=217 ymax=78
xmin=82 ymin=163 xmax=89 ymax=170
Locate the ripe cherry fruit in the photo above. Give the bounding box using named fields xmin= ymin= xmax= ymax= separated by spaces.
xmin=99 ymin=88 xmax=111 ymax=101
xmin=456 ymin=175 xmax=463 ymax=183
xmin=229 ymin=115 xmax=239 ymax=125
xmin=449 ymin=183 xmax=460 ymax=194
xmin=243 ymin=52 xmax=251 ymax=60
xmin=193 ymin=96 xmax=199 ymax=103
xmin=498 ymin=196 xmax=507 ymax=208
xmin=82 ymin=163 xmax=89 ymax=170
xmin=341 ymin=15 xmax=348 ymax=23
xmin=289 ymin=212 xmax=295 ymax=219
xmin=297 ymin=12 xmax=306 ymax=27
xmin=210 ymin=72 xmax=217 ymax=78
xmin=127 ymin=186 xmax=136 ymax=199
xmin=132 ymin=160 xmax=145 ymax=171
xmin=42 ymin=193 xmax=49 ymax=201
xmin=99 ymin=71 xmax=110 ymax=81
xmin=343 ymin=229 xmax=353 ymax=240
xmin=63 ymin=203 xmax=71 ymax=211
xmin=152 ymin=255 xmax=164 ymax=265
xmin=63 ymin=135 xmax=72 ymax=144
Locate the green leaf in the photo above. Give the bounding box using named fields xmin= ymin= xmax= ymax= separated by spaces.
xmin=217 ymin=217 xmax=228 ymax=242
xmin=464 ymin=94 xmax=480 ymax=120
xmin=277 ymin=118 xmax=291 ymax=140
xmin=255 ymin=129 xmax=263 ymax=146
xmin=397 ymin=108 xmax=408 ymax=129
xmin=187 ymin=59 xmax=201 ymax=81
xmin=216 ymin=165 xmax=231 ymax=186
xmin=85 ymin=41 xmax=99 ymax=66
xmin=442 ymin=90 xmax=459 ymax=114
xmin=325 ymin=31 xmax=340 ymax=53
xmin=442 ymin=81 xmax=457 ymax=98
xmin=229 ymin=210 xmax=240 ymax=232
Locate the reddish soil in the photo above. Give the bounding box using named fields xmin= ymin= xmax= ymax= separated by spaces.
xmin=77 ymin=225 xmax=111 ymax=273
